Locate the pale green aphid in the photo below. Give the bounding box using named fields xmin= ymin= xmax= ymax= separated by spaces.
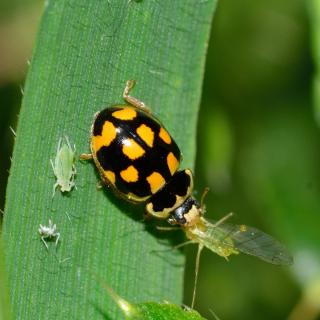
xmin=51 ymin=136 xmax=76 ymax=197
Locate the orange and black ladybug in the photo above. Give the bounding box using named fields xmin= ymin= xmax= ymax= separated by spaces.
xmin=81 ymin=80 xmax=199 ymax=225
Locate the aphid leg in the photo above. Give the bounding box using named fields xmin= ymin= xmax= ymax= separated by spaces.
xmin=212 ymin=212 xmax=234 ymax=228
xmin=55 ymin=233 xmax=60 ymax=246
xmin=50 ymin=159 xmax=55 ymax=173
xmin=173 ymin=240 xmax=194 ymax=250
xmin=50 ymin=159 xmax=58 ymax=198
xmin=52 ymin=183 xmax=58 ymax=198
xmin=151 ymin=240 xmax=193 ymax=254
xmin=41 ymin=236 xmax=49 ymax=250
xmin=80 ymin=153 xmax=93 ymax=161
xmin=123 ymin=80 xmax=151 ymax=113
xmin=191 ymin=244 xmax=204 ymax=309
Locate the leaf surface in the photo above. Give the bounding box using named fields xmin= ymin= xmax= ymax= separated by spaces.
xmin=2 ymin=0 xmax=217 ymax=318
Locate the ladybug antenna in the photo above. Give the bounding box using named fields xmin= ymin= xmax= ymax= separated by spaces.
xmin=200 ymin=187 xmax=210 ymax=209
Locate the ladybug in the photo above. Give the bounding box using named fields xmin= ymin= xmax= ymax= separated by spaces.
xmin=81 ymin=80 xmax=293 ymax=308
xmin=80 ymin=80 xmax=200 ymax=226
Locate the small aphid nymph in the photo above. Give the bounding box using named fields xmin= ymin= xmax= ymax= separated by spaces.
xmin=51 ymin=136 xmax=76 ymax=197
xmin=39 ymin=219 xmax=60 ymax=249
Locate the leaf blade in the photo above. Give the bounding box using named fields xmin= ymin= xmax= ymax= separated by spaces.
xmin=3 ymin=1 xmax=217 ymax=319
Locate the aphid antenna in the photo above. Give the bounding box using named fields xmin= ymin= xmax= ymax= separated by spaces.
xmin=212 ymin=212 xmax=234 ymax=228
xmin=212 ymin=212 xmax=244 ymax=250
xmin=64 ymin=135 xmax=75 ymax=151
xmin=57 ymin=137 xmax=62 ymax=150
xmin=191 ymin=244 xmax=204 ymax=309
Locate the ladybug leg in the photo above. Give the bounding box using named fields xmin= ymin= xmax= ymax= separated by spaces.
xmin=156 ymin=226 xmax=180 ymax=231
xmin=148 ymin=211 xmax=170 ymax=219
xmin=143 ymin=211 xmax=153 ymax=221
xmin=80 ymin=153 xmax=93 ymax=161
xmin=144 ymin=210 xmax=169 ymax=221
xmin=96 ymin=181 xmax=103 ymax=190
xmin=123 ymin=80 xmax=151 ymax=113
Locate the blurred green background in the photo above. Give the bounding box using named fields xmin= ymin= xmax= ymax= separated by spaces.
xmin=1 ymin=0 xmax=319 ymax=319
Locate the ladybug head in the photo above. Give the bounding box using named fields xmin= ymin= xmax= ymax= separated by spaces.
xmin=167 ymin=196 xmax=203 ymax=227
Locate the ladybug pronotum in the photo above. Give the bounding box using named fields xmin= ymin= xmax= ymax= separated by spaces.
xmin=80 ymin=80 xmax=202 ymax=226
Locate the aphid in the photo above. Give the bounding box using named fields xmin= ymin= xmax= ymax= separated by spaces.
xmin=81 ymin=80 xmax=293 ymax=308
xmin=39 ymin=219 xmax=60 ymax=249
xmin=51 ymin=136 xmax=76 ymax=197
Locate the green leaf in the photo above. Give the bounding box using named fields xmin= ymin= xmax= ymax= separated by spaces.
xmin=131 ymin=302 xmax=205 ymax=320
xmin=2 ymin=0 xmax=217 ymax=319
xmin=0 ymin=237 xmax=12 ymax=320
xmin=101 ymin=281 xmax=207 ymax=320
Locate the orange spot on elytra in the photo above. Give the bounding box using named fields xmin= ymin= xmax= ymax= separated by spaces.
xmin=136 ymin=124 xmax=154 ymax=147
xmin=105 ymin=170 xmax=115 ymax=184
xmin=120 ymin=165 xmax=139 ymax=183
xmin=112 ymin=108 xmax=137 ymax=120
xmin=167 ymin=152 xmax=179 ymax=175
xmin=159 ymin=127 xmax=171 ymax=144
xmin=146 ymin=172 xmax=165 ymax=194
xmin=92 ymin=121 xmax=116 ymax=152
xmin=122 ymin=139 xmax=145 ymax=160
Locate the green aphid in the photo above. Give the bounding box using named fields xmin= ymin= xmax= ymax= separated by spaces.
xmin=51 ymin=136 xmax=76 ymax=197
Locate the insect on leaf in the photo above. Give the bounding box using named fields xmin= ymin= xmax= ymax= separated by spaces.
xmin=51 ymin=136 xmax=76 ymax=196
xmin=190 ymin=218 xmax=293 ymax=265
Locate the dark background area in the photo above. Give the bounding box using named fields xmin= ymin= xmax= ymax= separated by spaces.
xmin=1 ymin=0 xmax=319 ymax=319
